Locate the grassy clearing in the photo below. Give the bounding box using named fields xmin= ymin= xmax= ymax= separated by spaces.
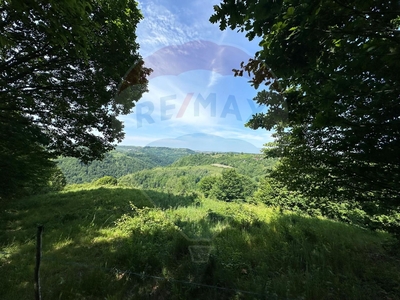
xmin=1 ymin=185 xmax=399 ymax=299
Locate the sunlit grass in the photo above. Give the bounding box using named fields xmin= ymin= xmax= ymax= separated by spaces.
xmin=0 ymin=184 xmax=399 ymax=299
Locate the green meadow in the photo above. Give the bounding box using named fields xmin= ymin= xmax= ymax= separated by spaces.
xmin=1 ymin=183 xmax=399 ymax=300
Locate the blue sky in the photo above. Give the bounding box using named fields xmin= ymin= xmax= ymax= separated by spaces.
xmin=119 ymin=0 xmax=274 ymax=151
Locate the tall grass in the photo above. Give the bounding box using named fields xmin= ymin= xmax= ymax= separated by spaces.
xmin=1 ymin=184 xmax=399 ymax=299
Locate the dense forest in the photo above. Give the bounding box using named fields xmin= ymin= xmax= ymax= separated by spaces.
xmin=57 ymin=147 xmax=196 ymax=184
xmin=59 ymin=148 xmax=278 ymax=203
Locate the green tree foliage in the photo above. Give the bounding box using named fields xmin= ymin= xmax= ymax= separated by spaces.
xmin=239 ymin=173 xmax=258 ymax=200
xmin=1 ymin=0 xmax=150 ymax=198
xmin=58 ymin=147 xmax=196 ymax=184
xmin=93 ymin=176 xmax=118 ymax=186
xmin=172 ymin=152 xmax=276 ymax=180
xmin=210 ymin=169 xmax=256 ymax=202
xmin=198 ymin=175 xmax=217 ymax=198
xmin=119 ymin=166 xmax=217 ymax=195
xmin=0 ymin=112 xmax=59 ymax=198
xmin=1 ymin=0 xmax=150 ymax=162
xmin=47 ymin=167 xmax=67 ymax=192
xmin=0 ymin=116 xmax=66 ymax=198
xmin=210 ymin=1 xmax=400 ymax=208
xmin=115 ymin=153 xmax=261 ymax=200
xmin=254 ymin=176 xmax=400 ymax=234
xmin=58 ymin=152 xmax=152 ymax=184
xmin=119 ymin=146 xmax=196 ymax=166
xmin=212 ymin=169 xmax=244 ymax=202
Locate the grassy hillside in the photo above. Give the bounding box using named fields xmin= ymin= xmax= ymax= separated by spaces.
xmin=57 ymin=147 xmax=196 ymax=184
xmin=1 ymin=184 xmax=399 ymax=299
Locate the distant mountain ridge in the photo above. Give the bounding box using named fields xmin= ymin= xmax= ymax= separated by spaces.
xmin=146 ymin=133 xmax=261 ymax=154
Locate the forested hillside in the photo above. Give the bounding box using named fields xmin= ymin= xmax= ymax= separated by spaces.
xmin=116 ymin=146 xmax=196 ymax=166
xmin=57 ymin=147 xmax=196 ymax=184
xmin=119 ymin=165 xmax=223 ymax=194
xmin=58 ymin=148 xmax=274 ymax=185
xmin=118 ymin=152 xmax=276 ymax=201
xmin=171 ymin=152 xmax=277 ymax=179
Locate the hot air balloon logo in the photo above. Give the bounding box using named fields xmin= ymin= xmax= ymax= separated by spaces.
xmin=117 ymin=40 xmax=270 ymax=128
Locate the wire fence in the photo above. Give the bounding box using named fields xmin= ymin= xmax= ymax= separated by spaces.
xmin=40 ymin=256 xmax=265 ymax=297
xmin=1 ymin=227 xmax=271 ymax=299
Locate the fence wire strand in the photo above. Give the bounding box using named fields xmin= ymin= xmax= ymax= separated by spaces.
xmin=41 ymin=256 xmax=266 ymax=297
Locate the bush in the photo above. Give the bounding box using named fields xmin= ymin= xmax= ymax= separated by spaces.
xmin=211 ymin=169 xmax=244 ymax=202
xmin=45 ymin=167 xmax=67 ymax=192
xmin=198 ymin=176 xmax=217 ymax=198
xmin=93 ymin=176 xmax=118 ymax=186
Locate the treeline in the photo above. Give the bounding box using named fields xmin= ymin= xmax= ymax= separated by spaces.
xmin=57 ymin=147 xmax=195 ymax=184
xmin=114 ymin=151 xmax=399 ymax=234
xmin=57 ymin=147 xmax=400 ymax=236
xmin=119 ymin=165 xmax=223 ymax=195
xmin=253 ymin=177 xmax=400 ymax=236
xmin=116 ymin=152 xmax=276 ymax=198
xmin=116 ymin=146 xmax=196 ymax=166
xmin=118 ymin=167 xmax=258 ymax=203
xmin=57 ymin=149 xmax=272 ymax=184
xmin=171 ymin=152 xmax=277 ymax=180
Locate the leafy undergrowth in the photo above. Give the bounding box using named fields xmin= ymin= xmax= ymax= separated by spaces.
xmin=1 ymin=185 xmax=399 ymax=299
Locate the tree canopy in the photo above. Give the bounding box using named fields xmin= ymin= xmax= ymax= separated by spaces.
xmin=210 ymin=0 xmax=400 ymax=208
xmin=1 ymin=0 xmax=150 ymax=161
xmin=0 ymin=0 xmax=150 ymax=198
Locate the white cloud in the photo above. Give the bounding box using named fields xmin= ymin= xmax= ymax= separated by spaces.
xmin=137 ymin=2 xmax=203 ymax=56
xmin=120 ymin=135 xmax=162 ymax=146
xmin=120 ymin=0 xmax=275 ymax=150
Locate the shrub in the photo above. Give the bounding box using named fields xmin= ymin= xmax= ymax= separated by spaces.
xmin=211 ymin=169 xmax=244 ymax=202
xmin=93 ymin=176 xmax=118 ymax=186
xmin=198 ymin=176 xmax=217 ymax=197
xmin=46 ymin=167 xmax=67 ymax=192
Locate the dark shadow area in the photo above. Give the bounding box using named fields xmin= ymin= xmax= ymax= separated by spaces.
xmin=141 ymin=188 xmax=199 ymax=208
